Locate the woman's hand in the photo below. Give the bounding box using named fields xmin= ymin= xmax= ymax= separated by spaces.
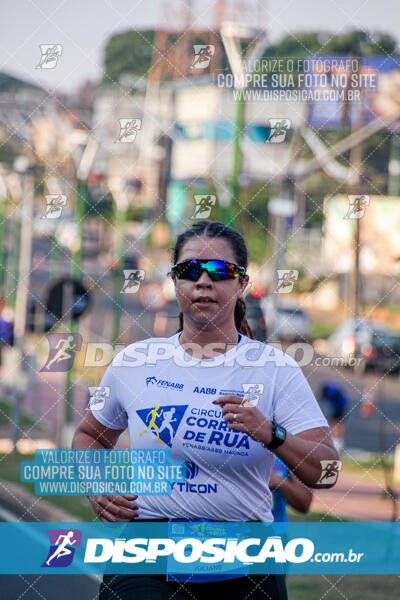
xmin=87 ymin=494 xmax=139 ymax=522
xmin=212 ymin=395 xmax=272 ymax=444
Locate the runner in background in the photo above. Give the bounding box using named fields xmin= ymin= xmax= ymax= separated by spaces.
xmin=318 ymin=381 xmax=350 ymax=452
xmin=270 ymin=456 xmax=313 ymax=533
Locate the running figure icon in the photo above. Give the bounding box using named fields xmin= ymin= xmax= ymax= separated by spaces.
xmin=45 ymin=335 xmax=77 ymax=371
xmin=139 ymin=405 xmax=163 ymax=444
xmin=158 ymin=407 xmax=177 ymax=445
xmin=45 ymin=531 xmax=77 ymax=566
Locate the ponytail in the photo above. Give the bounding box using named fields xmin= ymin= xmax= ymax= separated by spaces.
xmin=234 ymin=296 xmax=255 ymax=339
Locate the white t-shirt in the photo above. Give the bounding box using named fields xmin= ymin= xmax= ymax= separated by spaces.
xmin=91 ymin=332 xmax=328 ymax=522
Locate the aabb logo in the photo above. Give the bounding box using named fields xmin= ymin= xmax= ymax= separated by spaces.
xmin=193 ymin=386 xmax=217 ymax=395
xmin=42 ymin=529 xmax=82 ymax=567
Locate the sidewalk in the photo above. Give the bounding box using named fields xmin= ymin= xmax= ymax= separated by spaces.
xmin=311 ymin=469 xmax=400 ymax=521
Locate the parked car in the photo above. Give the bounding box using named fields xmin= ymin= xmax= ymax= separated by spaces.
xmin=328 ymin=318 xmax=400 ymax=373
xmin=260 ymin=297 xmax=310 ymax=341
xmin=370 ymin=331 xmax=400 ymax=374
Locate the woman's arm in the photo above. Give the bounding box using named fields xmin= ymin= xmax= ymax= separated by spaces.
xmin=274 ymin=426 xmax=340 ymax=489
xmin=72 ymin=412 xmax=139 ymax=521
xmin=213 ymin=396 xmax=340 ymax=489
xmin=269 ymin=471 xmax=313 ymax=513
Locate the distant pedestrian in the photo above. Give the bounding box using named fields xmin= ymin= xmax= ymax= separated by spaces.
xmin=319 ymin=381 xmax=350 ymax=452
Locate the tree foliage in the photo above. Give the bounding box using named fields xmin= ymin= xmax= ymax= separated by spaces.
xmin=103 ymin=30 xmax=155 ymax=84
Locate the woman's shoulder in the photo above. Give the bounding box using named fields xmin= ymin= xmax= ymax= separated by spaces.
xmin=110 ymin=334 xmax=179 ymax=367
xmin=238 ymin=335 xmax=299 ymax=369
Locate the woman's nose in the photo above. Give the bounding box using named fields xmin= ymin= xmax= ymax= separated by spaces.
xmin=196 ymin=270 xmax=213 ymax=285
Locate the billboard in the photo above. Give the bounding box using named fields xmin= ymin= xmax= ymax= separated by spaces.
xmin=306 ymin=55 xmax=400 ymax=130
xmin=323 ymin=194 xmax=400 ymax=275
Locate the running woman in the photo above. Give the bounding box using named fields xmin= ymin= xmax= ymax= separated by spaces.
xmin=73 ymin=220 xmax=340 ymax=600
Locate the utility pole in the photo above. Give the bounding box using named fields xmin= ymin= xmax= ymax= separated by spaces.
xmin=229 ymin=88 xmax=245 ymax=226
xmin=63 ymin=175 xmax=86 ymax=437
xmin=0 ymin=168 xmax=8 ymax=298
xmin=220 ymin=22 xmax=269 ymax=227
xmin=62 ymin=136 xmax=98 ymax=447
xmin=347 ymin=63 xmax=364 ymax=321
xmin=388 ymin=134 xmax=400 ymax=197
xmin=11 ymin=171 xmax=35 ymax=452
xmin=107 ymin=177 xmax=130 ymax=346
xmin=4 ymin=173 xmax=23 ymax=310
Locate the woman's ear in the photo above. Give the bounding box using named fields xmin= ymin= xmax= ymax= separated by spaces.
xmin=239 ymin=275 xmax=250 ymax=297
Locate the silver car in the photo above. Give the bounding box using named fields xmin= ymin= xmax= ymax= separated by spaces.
xmin=261 ymin=297 xmax=310 ymax=341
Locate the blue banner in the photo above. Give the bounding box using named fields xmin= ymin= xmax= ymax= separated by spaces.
xmin=0 ymin=522 xmax=399 ymax=575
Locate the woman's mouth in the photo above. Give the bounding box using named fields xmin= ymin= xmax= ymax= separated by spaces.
xmin=193 ymin=297 xmax=216 ymax=305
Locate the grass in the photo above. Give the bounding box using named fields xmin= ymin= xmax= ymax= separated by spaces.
xmin=287 ymin=575 xmax=400 ymax=599
xmin=288 ymin=509 xmax=347 ymax=522
xmin=0 ymin=452 xmax=95 ymax=521
xmin=341 ymin=455 xmax=394 ymax=477
xmin=0 ymin=400 xmax=42 ymax=429
xmin=310 ymin=321 xmax=336 ymax=339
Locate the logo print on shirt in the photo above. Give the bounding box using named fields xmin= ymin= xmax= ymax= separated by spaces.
xmin=137 ymin=405 xmax=188 ymax=447
xmin=145 ymin=376 xmax=184 ymax=390
xmin=185 ymin=460 xmax=199 ymax=480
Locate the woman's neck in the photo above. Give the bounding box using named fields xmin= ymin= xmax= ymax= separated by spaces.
xmin=178 ymin=325 xmax=240 ymax=358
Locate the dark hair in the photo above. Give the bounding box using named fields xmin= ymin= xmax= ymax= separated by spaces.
xmin=170 ymin=220 xmax=254 ymax=339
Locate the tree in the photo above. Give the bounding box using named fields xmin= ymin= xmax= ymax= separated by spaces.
xmin=103 ymin=30 xmax=155 ymax=84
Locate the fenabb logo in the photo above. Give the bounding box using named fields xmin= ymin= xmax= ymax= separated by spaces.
xmin=42 ymin=529 xmax=82 ymax=567
xmin=83 ymin=535 xmax=315 ymax=564
xmin=145 ymin=376 xmax=184 ymax=390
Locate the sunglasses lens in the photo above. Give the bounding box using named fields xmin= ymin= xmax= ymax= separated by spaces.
xmin=173 ymin=260 xmax=201 ymax=280
xmin=172 ymin=260 xmax=244 ymax=281
xmin=205 ymin=260 xmax=236 ymax=281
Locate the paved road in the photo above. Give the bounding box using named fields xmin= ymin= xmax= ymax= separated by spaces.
xmin=303 ymin=360 xmax=400 ymax=453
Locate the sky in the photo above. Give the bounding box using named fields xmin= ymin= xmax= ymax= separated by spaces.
xmin=1 ymin=0 xmax=399 ymax=93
